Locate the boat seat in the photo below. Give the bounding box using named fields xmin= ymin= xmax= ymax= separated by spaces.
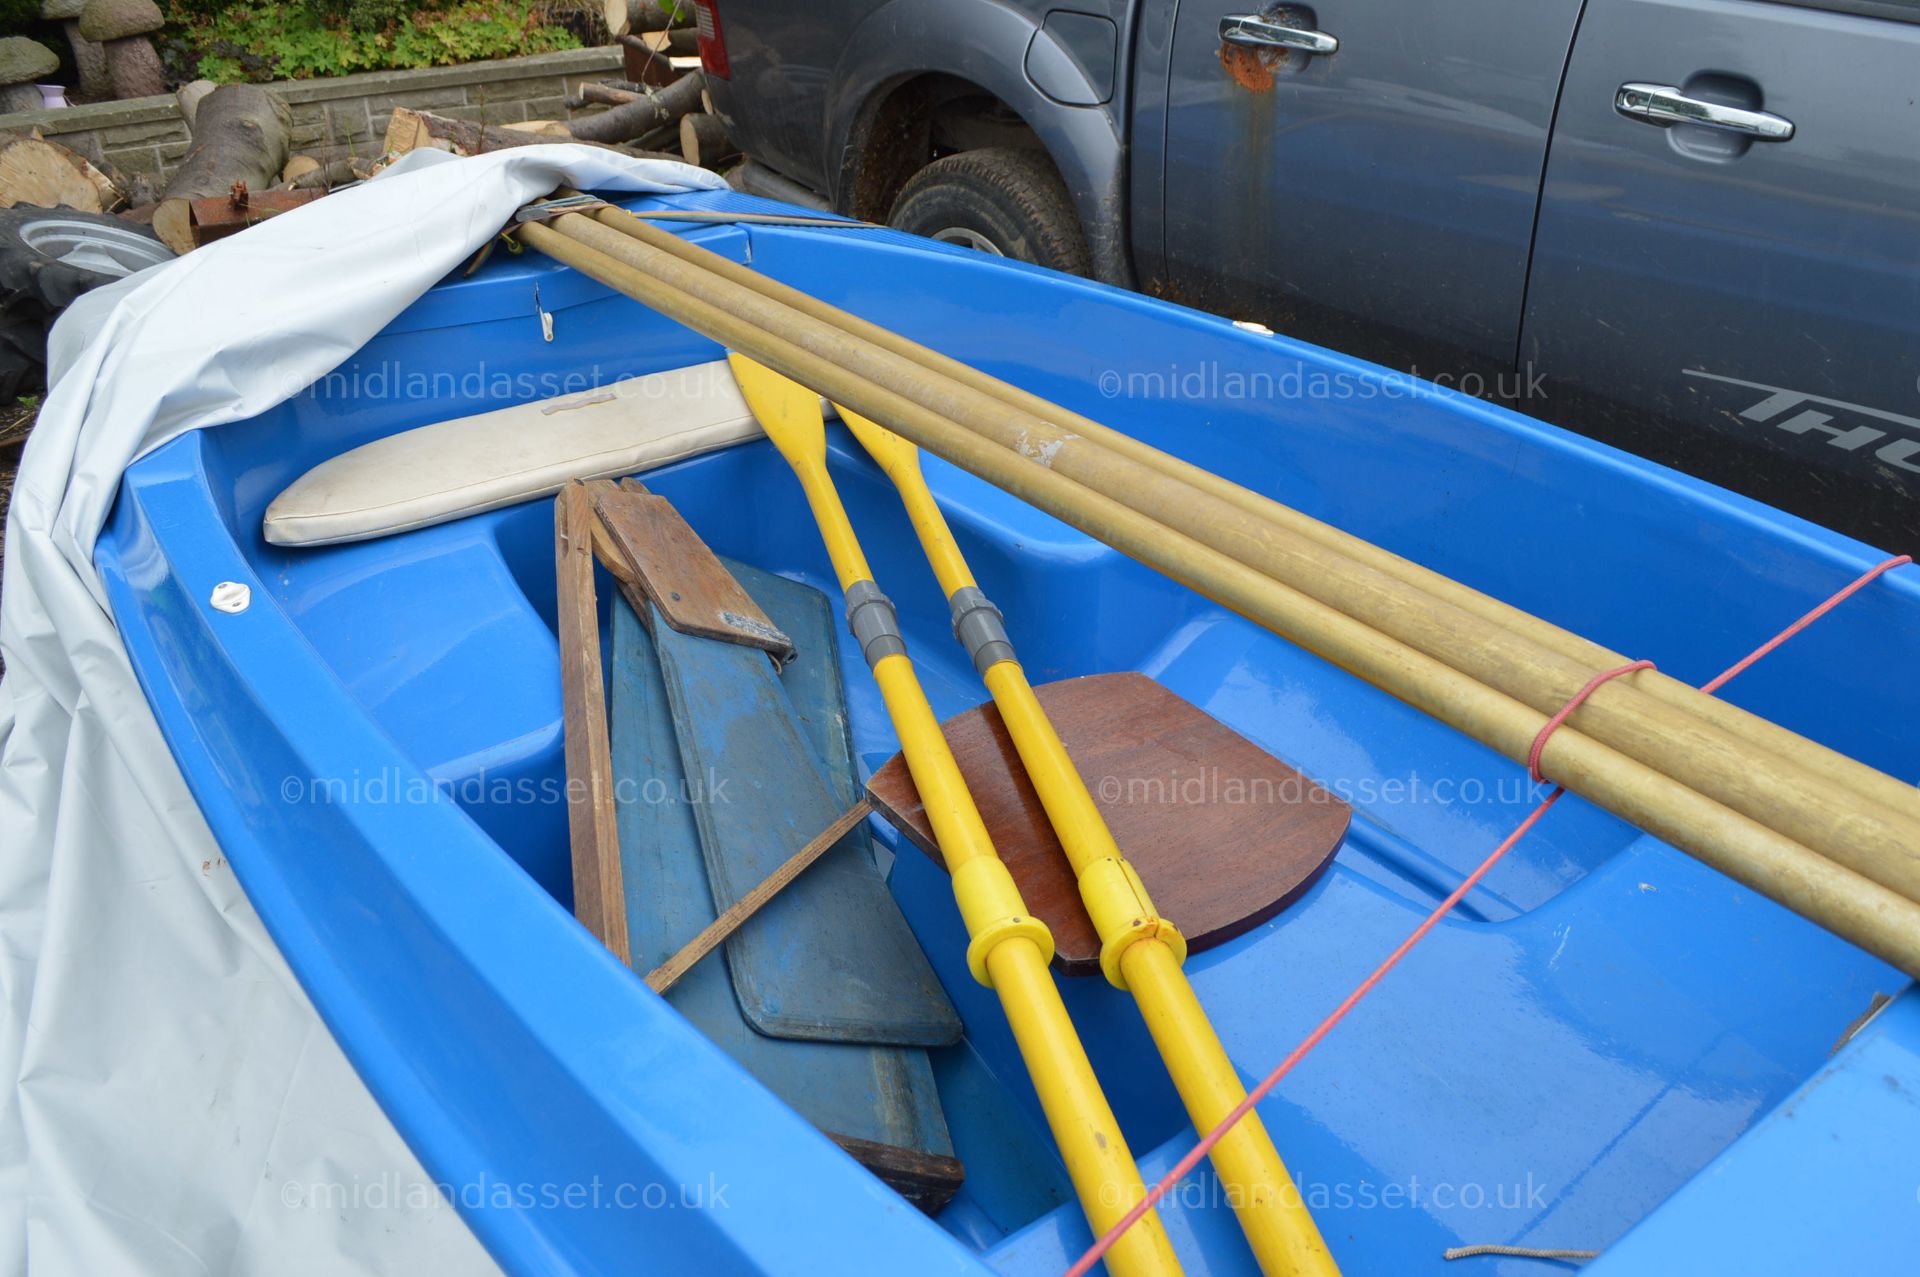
xmin=264 ymin=359 xmax=783 ymax=547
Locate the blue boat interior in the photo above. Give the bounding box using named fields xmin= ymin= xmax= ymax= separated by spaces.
xmin=95 ymin=190 xmax=1920 ymax=1275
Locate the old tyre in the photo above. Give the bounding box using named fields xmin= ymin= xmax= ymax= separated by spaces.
xmin=0 ymin=205 xmax=173 ymax=312
xmin=0 ymin=295 xmax=45 ymax=402
xmin=887 ymin=148 xmax=1091 ymax=276
xmin=0 ymin=206 xmax=172 ymax=395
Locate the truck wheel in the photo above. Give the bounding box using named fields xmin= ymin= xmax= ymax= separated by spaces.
xmin=0 ymin=207 xmax=171 ymax=396
xmin=888 ymin=148 xmax=1091 ymax=276
xmin=0 ymin=206 xmax=172 ymax=312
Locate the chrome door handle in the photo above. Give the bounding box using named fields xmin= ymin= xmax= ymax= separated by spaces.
xmin=1221 ymin=15 xmax=1338 ymax=56
xmin=1615 ymin=83 xmax=1794 ymax=141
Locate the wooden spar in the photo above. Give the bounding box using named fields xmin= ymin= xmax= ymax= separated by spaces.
xmin=590 ymin=478 xmax=794 ymax=664
xmin=555 ymin=481 xmax=631 ymax=963
xmin=643 ymin=799 xmax=873 ymax=995
xmin=576 ymin=197 xmax=1920 ymax=843
xmin=514 ymin=217 xmax=1920 ymax=977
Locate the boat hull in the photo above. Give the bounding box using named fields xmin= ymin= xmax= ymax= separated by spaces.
xmin=97 ymin=190 xmax=1919 ymax=1274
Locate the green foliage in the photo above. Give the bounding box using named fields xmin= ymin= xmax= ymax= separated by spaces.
xmin=163 ymin=0 xmax=582 ymax=83
xmin=320 ymin=0 xmax=418 ymax=28
xmin=0 ymin=0 xmax=45 ymax=37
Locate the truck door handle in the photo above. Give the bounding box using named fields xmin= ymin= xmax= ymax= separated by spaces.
xmin=1220 ymin=15 xmax=1338 ymax=56
xmin=1614 ymin=83 xmax=1794 ymax=141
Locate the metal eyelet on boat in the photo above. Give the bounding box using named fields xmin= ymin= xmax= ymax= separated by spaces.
xmin=209 ymin=581 xmax=251 ymax=614
xmin=533 ymin=283 xmax=554 ymax=342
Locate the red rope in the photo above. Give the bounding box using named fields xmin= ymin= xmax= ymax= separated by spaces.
xmin=1699 ymin=555 xmax=1909 ymax=696
xmin=1062 ymin=553 xmax=1911 ymax=1277
xmin=1527 ymin=660 xmax=1656 ymax=783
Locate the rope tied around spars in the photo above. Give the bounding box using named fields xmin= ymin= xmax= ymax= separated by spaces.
xmin=1527 ymin=660 xmax=1657 ymax=783
xmin=1063 ymin=553 xmax=1913 ymax=1277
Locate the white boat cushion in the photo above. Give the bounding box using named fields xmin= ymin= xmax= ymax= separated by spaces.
xmin=264 ymin=358 xmax=769 ymax=546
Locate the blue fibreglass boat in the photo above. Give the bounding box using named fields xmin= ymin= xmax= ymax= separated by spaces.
xmin=94 ymin=188 xmax=1920 ymax=1275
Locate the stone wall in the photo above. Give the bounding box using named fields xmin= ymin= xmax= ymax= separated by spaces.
xmin=0 ymin=47 xmax=626 ymax=186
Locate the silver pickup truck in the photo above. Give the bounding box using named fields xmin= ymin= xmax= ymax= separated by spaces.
xmin=689 ymin=0 xmax=1919 ymax=552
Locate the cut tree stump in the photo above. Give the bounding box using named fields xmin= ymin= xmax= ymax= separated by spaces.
xmin=152 ymin=84 xmax=291 ymax=255
xmin=618 ymin=31 xmax=702 ymax=85
xmin=0 ymin=132 xmax=122 ymax=213
xmin=601 ymin=0 xmax=686 ymax=38
xmin=631 ymin=27 xmax=699 ymax=56
xmin=278 ymin=153 xmax=320 ymax=186
xmin=175 ymin=78 xmax=215 ymax=130
xmin=678 ymin=113 xmax=737 ymax=169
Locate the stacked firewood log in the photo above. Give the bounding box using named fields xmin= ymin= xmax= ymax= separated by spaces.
xmin=0 ymin=0 xmax=737 ymax=242
xmin=0 ymin=4 xmax=742 ymax=401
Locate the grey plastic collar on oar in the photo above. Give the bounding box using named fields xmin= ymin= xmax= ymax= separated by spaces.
xmin=948 ymin=586 xmax=1014 ymax=675
xmin=844 ymin=580 xmax=907 ymax=666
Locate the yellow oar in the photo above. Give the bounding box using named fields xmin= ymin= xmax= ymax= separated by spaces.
xmin=839 ymin=404 xmax=1339 ymax=1277
xmin=729 ymin=354 xmax=1182 ymax=1277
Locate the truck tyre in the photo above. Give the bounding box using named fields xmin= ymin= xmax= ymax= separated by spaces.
xmin=888 ymin=148 xmax=1090 ymax=276
xmin=0 ymin=206 xmax=172 ymax=312
xmin=0 ymin=297 xmax=44 ymax=402
xmin=0 ymin=207 xmax=172 ymax=396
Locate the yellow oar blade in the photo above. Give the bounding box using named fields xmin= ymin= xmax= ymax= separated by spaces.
xmin=837 ymin=402 xmax=980 ymax=593
xmin=729 ymin=356 xmax=876 ymax=589
xmin=729 ymin=351 xmax=826 ymax=471
xmin=835 ymin=402 xmax=923 ymax=482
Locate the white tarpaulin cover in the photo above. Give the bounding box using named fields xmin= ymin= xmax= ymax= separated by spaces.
xmin=0 ymin=147 xmax=727 ymax=1276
